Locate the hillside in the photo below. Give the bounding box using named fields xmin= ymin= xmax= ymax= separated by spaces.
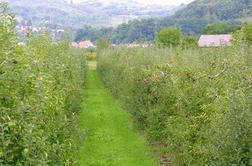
xmin=7 ymin=0 xmax=177 ymax=30
xmin=161 ymin=0 xmax=252 ymax=33
xmin=9 ymin=0 xmax=88 ymax=30
xmin=174 ymin=0 xmax=252 ymax=20
xmin=75 ymin=0 xmax=252 ymax=43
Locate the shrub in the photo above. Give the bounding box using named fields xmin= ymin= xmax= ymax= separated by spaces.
xmin=181 ymin=35 xmax=198 ymax=49
xmin=96 ymin=37 xmax=109 ymax=50
xmin=155 ymin=27 xmax=182 ymax=47
xmin=243 ymin=24 xmax=252 ymax=45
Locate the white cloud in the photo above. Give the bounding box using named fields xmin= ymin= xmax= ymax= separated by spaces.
xmin=74 ymin=0 xmax=194 ymax=6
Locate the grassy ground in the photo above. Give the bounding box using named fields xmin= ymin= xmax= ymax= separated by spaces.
xmin=78 ymin=68 xmax=159 ymax=166
xmin=88 ymin=61 xmax=97 ymax=70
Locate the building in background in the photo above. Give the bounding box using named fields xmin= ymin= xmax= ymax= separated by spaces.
xmin=78 ymin=40 xmax=96 ymax=49
xmin=198 ymin=35 xmax=232 ymax=47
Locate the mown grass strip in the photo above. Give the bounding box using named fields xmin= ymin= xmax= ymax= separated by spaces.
xmin=78 ymin=70 xmax=159 ymax=166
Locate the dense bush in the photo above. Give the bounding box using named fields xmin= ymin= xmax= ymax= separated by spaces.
xmin=0 ymin=3 xmax=87 ymax=165
xmin=156 ymin=27 xmax=182 ymax=47
xmin=242 ymin=24 xmax=252 ymax=45
xmin=97 ymin=46 xmax=252 ymax=165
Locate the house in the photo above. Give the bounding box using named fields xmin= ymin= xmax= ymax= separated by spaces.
xmin=198 ymin=35 xmax=232 ymax=47
xmin=79 ymin=40 xmax=96 ymax=49
xmin=71 ymin=42 xmax=79 ymax=48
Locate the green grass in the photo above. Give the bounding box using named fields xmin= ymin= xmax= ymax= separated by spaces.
xmin=88 ymin=61 xmax=97 ymax=70
xmin=78 ymin=69 xmax=159 ymax=166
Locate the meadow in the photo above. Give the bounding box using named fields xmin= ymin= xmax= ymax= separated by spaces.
xmin=97 ymin=46 xmax=252 ymax=165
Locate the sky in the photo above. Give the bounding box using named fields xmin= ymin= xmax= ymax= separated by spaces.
xmin=74 ymin=0 xmax=194 ymax=6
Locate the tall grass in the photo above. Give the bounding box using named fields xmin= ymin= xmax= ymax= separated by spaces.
xmin=0 ymin=3 xmax=87 ymax=165
xmin=97 ymin=46 xmax=252 ymax=165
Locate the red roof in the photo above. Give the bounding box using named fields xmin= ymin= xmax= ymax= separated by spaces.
xmin=79 ymin=40 xmax=95 ymax=48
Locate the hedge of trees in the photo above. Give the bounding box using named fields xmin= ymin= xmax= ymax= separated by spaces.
xmin=0 ymin=3 xmax=87 ymax=165
xmin=97 ymin=44 xmax=252 ymax=165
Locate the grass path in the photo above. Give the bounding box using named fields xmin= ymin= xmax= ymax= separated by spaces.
xmin=78 ymin=69 xmax=159 ymax=166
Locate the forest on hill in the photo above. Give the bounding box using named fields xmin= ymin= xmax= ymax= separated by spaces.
xmin=75 ymin=0 xmax=252 ymax=43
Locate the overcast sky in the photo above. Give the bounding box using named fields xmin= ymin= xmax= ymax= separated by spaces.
xmin=74 ymin=0 xmax=194 ymax=6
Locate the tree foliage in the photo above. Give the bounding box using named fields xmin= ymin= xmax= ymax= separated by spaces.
xmin=97 ymin=46 xmax=252 ymax=166
xmin=243 ymin=23 xmax=252 ymax=44
xmin=96 ymin=37 xmax=109 ymax=50
xmin=181 ymin=35 xmax=198 ymax=48
xmin=203 ymin=22 xmax=241 ymax=34
xmin=75 ymin=25 xmax=100 ymax=42
xmin=75 ymin=19 xmax=161 ymax=44
xmin=0 ymin=3 xmax=87 ymax=165
xmin=74 ymin=0 xmax=252 ymax=44
xmin=232 ymin=23 xmax=252 ymax=46
xmin=156 ymin=27 xmax=182 ymax=47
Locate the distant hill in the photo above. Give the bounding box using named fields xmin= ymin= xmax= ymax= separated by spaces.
xmin=174 ymin=0 xmax=252 ymax=20
xmin=75 ymin=0 xmax=252 ymax=43
xmin=161 ymin=0 xmax=252 ymax=34
xmin=9 ymin=0 xmax=87 ymax=30
xmin=7 ymin=0 xmax=178 ymax=31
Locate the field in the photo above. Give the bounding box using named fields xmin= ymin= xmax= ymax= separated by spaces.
xmin=1 ymin=2 xmax=252 ymax=166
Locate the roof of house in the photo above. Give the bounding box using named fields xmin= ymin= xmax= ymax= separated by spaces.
xmin=79 ymin=40 xmax=95 ymax=48
xmin=198 ymin=34 xmax=232 ymax=47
